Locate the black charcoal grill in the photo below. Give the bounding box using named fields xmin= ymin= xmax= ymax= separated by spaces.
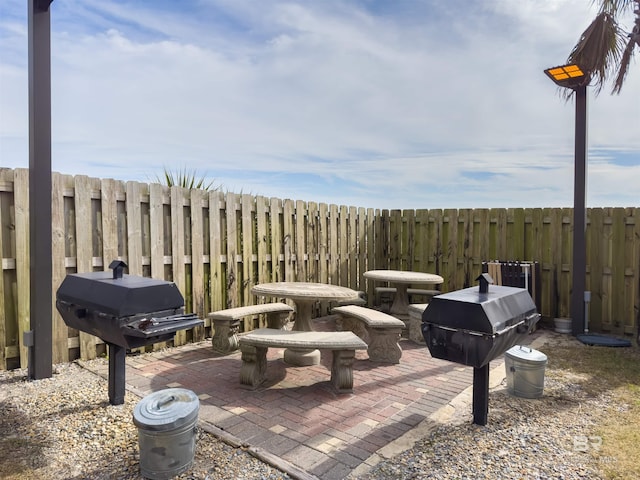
xmin=56 ymin=261 xmax=203 ymax=405
xmin=422 ymin=273 xmax=539 ymax=425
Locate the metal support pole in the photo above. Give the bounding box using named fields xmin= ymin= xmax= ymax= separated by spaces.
xmin=571 ymin=85 xmax=588 ymax=336
xmin=472 ymin=364 xmax=490 ymax=426
xmin=27 ymin=0 xmax=54 ymax=379
xmin=108 ymin=343 xmax=126 ymax=405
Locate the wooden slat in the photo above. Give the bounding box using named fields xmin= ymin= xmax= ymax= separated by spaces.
xmin=170 ymin=186 xmax=187 ymax=344
xmin=631 ymin=208 xmax=640 ymax=338
xmin=318 ymin=203 xmax=329 ymax=285
xmin=610 ymin=208 xmax=626 ymax=335
xmin=241 ymin=194 xmax=255 ymax=304
xmin=148 ymin=183 xmax=165 ymax=280
xmin=400 ymin=209 xmax=413 ymax=272
xmin=14 ymin=169 xmax=30 ymax=368
xmin=295 ymin=200 xmax=306 ymax=282
xmin=388 ymin=210 xmax=401 ymax=271
xmin=225 ymin=192 xmax=240 ymax=309
xmin=209 ymin=191 xmax=225 ymax=311
xmin=74 ymin=175 xmax=97 ymax=360
xmin=125 ymin=181 xmax=144 ymax=276
xmin=100 ymin=178 xmax=120 ymax=267
xmin=442 ymin=209 xmax=457 ymax=293
xmin=587 ymin=208 xmax=603 ymax=331
xmin=240 ymin=194 xmax=255 ymax=331
xmin=147 ymin=182 xmax=168 ymax=349
xmin=339 ymin=205 xmax=349 ymax=285
xmin=256 ymin=196 xmax=269 ymax=286
xmin=328 ymin=204 xmax=339 ymax=284
xmin=51 ymin=173 xmax=69 ymax=364
xmin=307 ymin=201 xmax=318 ymax=284
xmin=190 ymin=189 xmax=205 ymax=340
xmin=269 ymin=197 xmax=283 ymax=283
xmin=0 ymin=170 xmax=9 ymax=369
xmin=365 ymin=208 xmax=376 ymax=304
xmin=283 ymin=199 xmax=295 ymax=282
xmin=357 ymin=207 xmax=366 ymax=292
xmin=457 ymin=209 xmax=471 ymax=288
xmin=507 ymin=208 xmax=525 ymax=260
xmin=348 ymin=206 xmax=357 ymax=288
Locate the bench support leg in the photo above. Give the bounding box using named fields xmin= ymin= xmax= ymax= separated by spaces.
xmin=212 ymin=319 xmax=240 ymax=354
xmin=239 ymin=344 xmax=267 ymax=389
xmin=283 ymin=347 xmax=321 ymax=366
xmin=367 ymin=327 xmax=403 ymax=364
xmin=335 ymin=316 xmax=369 ymax=343
xmin=265 ymin=311 xmax=290 ymax=329
xmin=331 ymin=349 xmax=356 ymax=393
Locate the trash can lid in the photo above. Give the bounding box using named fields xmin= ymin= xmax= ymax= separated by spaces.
xmin=505 ymin=345 xmax=548 ymax=364
xmin=133 ymin=388 xmax=199 ymax=431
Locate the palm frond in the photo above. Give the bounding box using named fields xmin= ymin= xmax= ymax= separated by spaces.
xmin=613 ymin=35 xmax=637 ymax=93
xmin=568 ymin=12 xmax=624 ymax=95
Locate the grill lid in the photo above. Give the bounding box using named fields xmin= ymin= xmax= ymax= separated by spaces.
xmin=56 ymin=268 xmax=185 ymax=317
xmin=422 ymin=275 xmax=537 ymax=334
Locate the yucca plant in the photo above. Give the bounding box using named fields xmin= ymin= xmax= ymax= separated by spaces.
xmin=154 ymin=167 xmax=218 ymax=191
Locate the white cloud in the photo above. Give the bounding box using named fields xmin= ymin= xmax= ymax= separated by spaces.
xmin=0 ymin=0 xmax=638 ymax=209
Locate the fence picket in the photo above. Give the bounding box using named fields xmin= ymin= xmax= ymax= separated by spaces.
xmin=14 ymin=170 xmax=30 ymax=367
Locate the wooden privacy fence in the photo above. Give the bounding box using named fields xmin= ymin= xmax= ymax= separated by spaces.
xmin=0 ymin=168 xmax=638 ymax=369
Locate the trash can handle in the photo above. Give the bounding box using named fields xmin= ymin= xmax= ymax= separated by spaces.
xmin=155 ymin=395 xmax=177 ymax=410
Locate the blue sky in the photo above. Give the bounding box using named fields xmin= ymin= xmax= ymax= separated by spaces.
xmin=1 ymin=0 xmax=638 ymax=209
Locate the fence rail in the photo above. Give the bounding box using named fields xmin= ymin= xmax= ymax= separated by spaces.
xmin=0 ymin=169 xmax=638 ymax=369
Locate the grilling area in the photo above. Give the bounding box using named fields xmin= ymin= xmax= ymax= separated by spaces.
xmin=48 ymin=258 xmax=546 ymax=478
xmin=48 ymin=261 xmax=545 ymax=478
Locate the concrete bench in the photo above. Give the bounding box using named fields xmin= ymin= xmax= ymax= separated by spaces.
xmin=238 ymin=328 xmax=367 ymax=393
xmin=374 ymin=287 xmax=440 ymax=313
xmin=407 ymin=303 xmax=429 ymax=344
xmin=375 ymin=287 xmax=440 ymax=303
xmin=208 ymin=303 xmax=293 ymax=354
xmin=332 ymin=305 xmax=405 ymax=364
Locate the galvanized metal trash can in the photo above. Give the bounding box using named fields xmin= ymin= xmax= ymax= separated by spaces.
xmin=505 ymin=345 xmax=548 ymax=399
xmin=133 ymin=388 xmax=200 ymax=479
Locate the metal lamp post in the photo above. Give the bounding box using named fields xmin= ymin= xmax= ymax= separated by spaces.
xmin=544 ymin=64 xmax=590 ymax=336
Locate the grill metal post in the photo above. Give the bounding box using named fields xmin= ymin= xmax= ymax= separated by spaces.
xmin=472 ymin=365 xmax=489 ymax=426
xmin=107 ymin=343 xmax=126 ymax=405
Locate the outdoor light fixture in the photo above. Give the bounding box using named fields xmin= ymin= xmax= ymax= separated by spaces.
xmin=544 ymin=62 xmax=590 ymax=336
xmin=544 ymin=64 xmax=588 ymax=89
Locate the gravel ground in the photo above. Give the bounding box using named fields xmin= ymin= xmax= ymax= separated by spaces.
xmin=0 ymin=361 xmax=292 ymax=480
xmin=363 ymin=370 xmax=609 ymax=479
xmin=1 ymin=342 xmax=611 ymax=480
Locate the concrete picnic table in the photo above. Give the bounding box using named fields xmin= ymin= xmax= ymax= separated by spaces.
xmin=251 ymin=282 xmax=361 ymax=365
xmin=363 ymin=270 xmax=443 ymax=318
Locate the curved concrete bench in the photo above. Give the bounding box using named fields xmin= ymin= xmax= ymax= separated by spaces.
xmin=208 ymin=303 xmax=293 ymax=354
xmin=332 ymin=305 xmax=405 ymax=364
xmin=238 ymin=328 xmax=367 ymax=393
